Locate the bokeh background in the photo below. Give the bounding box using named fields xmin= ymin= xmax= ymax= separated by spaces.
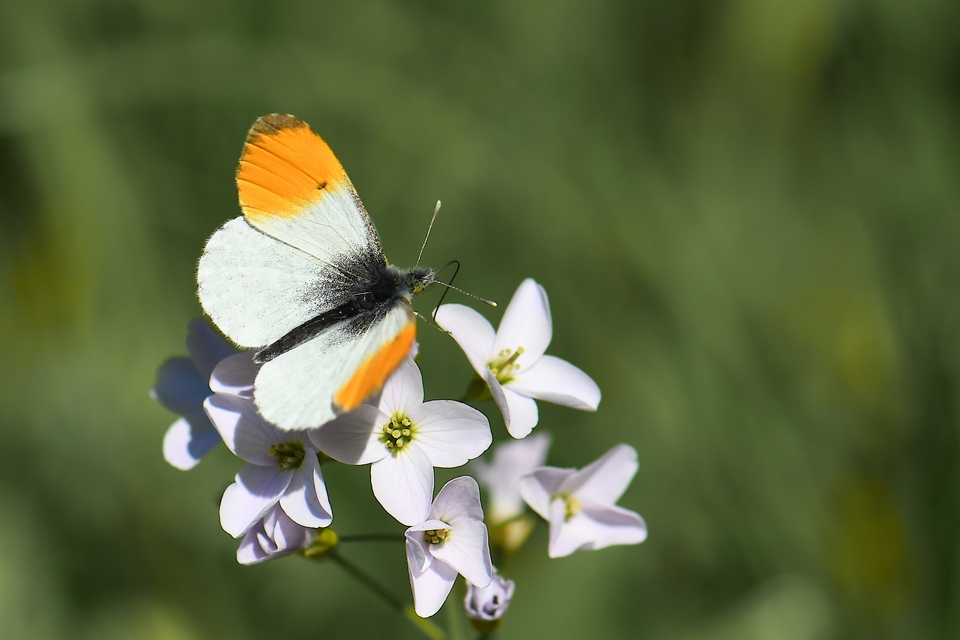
xmin=1 ymin=1 xmax=959 ymax=638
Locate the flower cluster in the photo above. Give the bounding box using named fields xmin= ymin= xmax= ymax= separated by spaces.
xmin=153 ymin=278 xmax=646 ymax=630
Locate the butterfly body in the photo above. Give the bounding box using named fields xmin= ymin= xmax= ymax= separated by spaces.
xmin=198 ymin=114 xmax=436 ymax=430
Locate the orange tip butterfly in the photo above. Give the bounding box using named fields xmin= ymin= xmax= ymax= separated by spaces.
xmin=197 ymin=114 xmax=440 ymax=430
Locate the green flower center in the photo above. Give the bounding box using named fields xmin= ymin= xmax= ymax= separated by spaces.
xmin=268 ymin=441 xmax=306 ymax=470
xmin=424 ymin=528 xmax=450 ymax=545
xmin=558 ymin=493 xmax=582 ymax=521
xmin=488 ymin=346 xmax=525 ymax=384
xmin=380 ymin=413 xmax=415 ymax=452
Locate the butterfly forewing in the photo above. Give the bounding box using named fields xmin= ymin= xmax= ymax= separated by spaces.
xmin=237 ymin=114 xmax=385 ymax=277
xmin=198 ymin=217 xmax=331 ymax=347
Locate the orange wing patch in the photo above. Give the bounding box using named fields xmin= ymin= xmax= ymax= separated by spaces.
xmin=237 ymin=114 xmax=350 ymax=221
xmin=335 ymin=322 xmax=417 ymax=412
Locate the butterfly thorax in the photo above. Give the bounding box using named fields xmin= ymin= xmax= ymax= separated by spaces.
xmin=253 ymin=263 xmax=435 ymax=365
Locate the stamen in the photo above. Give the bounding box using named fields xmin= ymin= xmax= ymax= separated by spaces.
xmin=424 ymin=528 xmax=449 ymax=545
xmin=268 ymin=441 xmax=306 ymax=470
xmin=379 ymin=412 xmax=416 ymax=452
xmin=487 ymin=346 xmax=526 ymax=384
xmin=560 ymin=494 xmax=582 ymax=521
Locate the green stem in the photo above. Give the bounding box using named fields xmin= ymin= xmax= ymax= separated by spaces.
xmin=327 ymin=551 xmax=446 ymax=640
xmin=328 ymin=550 xmax=403 ymax=610
xmin=338 ymin=533 xmax=404 ymax=543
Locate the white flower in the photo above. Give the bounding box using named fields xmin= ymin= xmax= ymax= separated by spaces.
xmin=237 ymin=504 xmax=315 ymax=565
xmin=464 ymin=571 xmax=515 ymax=628
xmin=405 ymin=477 xmax=493 ymax=618
xmin=474 ymin=433 xmax=551 ymax=524
xmin=152 ymin=319 xmax=236 ymax=470
xmin=311 ymin=357 xmax=491 ymax=526
xmin=205 ymin=393 xmax=333 ymax=537
xmin=208 ymin=350 xmax=259 ymax=398
xmin=519 ymin=444 xmax=647 ymax=558
xmin=435 ymin=278 xmax=601 ymax=439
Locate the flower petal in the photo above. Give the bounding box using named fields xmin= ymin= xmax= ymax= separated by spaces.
xmin=508 ymin=355 xmax=600 ymax=411
xmin=371 ymin=445 xmax=434 ymax=525
xmin=560 ymin=444 xmax=638 ymax=505
xmin=407 ymin=539 xmax=459 ymax=618
xmin=209 ymin=353 xmax=258 ymax=399
xmin=220 ymin=464 xmax=292 ymax=537
xmin=309 ymin=405 xmax=387 ymax=465
xmin=474 ymin=433 xmax=551 ymax=523
xmin=492 ymin=279 xmax=552 ymax=368
xmin=429 ymin=476 xmax=485 ymax=523
xmin=547 ymin=500 xmax=647 ymax=558
xmin=203 ymin=394 xmax=276 ymax=465
xmin=186 ymin=318 xmax=237 ymax=380
xmin=279 ymin=453 xmax=333 ymax=527
xmin=408 ymin=400 xmax=492 ymax=468
xmin=237 ymin=519 xmax=272 ymax=565
xmin=378 ymin=357 xmax=423 ymax=414
xmin=237 ymin=505 xmax=313 ymax=565
xmin=434 ymin=304 xmax=497 ymax=377
xmin=152 ymin=357 xmax=208 ymax=415
xmin=518 ymin=467 xmax=576 ymax=520
xmin=404 ymin=528 xmax=432 ymax=572
xmin=162 ymin=413 xmax=221 ymax=470
xmin=488 ymin=370 xmax=540 ymax=438
xmin=430 ymin=517 xmax=492 ymax=588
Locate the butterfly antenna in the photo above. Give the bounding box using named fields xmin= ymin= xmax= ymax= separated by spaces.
xmin=432 ymin=260 xmax=497 ymax=320
xmin=415 ymin=200 xmax=442 ymax=268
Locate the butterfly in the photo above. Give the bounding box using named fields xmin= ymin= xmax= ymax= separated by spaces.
xmin=197 ymin=114 xmax=439 ymax=430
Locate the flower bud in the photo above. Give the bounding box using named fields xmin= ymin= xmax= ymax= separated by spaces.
xmin=464 ymin=571 xmax=515 ymax=633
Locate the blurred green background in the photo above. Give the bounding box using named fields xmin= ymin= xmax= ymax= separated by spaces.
xmin=1 ymin=0 xmax=959 ymax=638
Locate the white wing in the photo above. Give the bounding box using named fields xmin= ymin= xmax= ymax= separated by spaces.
xmin=198 ymin=217 xmax=332 ymax=347
xmin=254 ymin=303 xmax=416 ymax=430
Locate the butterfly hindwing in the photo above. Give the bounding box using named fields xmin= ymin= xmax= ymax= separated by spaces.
xmin=254 ymin=303 xmax=417 ymax=429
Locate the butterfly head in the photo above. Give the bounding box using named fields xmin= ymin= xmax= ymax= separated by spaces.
xmin=405 ymin=266 xmax=438 ymax=296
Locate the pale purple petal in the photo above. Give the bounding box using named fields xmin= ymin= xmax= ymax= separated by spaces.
xmin=492 ymin=279 xmax=552 ymax=368
xmin=405 ymin=529 xmax=432 ymax=573
xmin=519 ymin=467 xmax=575 ymax=520
xmin=547 ymin=500 xmax=647 ymax=558
xmin=407 ymin=541 xmax=459 ymax=618
xmin=371 ymin=445 xmax=434 ymax=525
xmin=408 ymin=401 xmax=492 ymax=468
xmin=485 ymin=369 xmax=511 ymax=423
xmin=433 ymin=304 xmax=496 ymax=376
xmin=237 ymin=519 xmax=272 ymax=565
xmin=429 ymin=476 xmax=485 ymax=524
xmin=309 ymin=405 xmax=386 ymax=465
xmin=186 ymin=318 xmax=237 ymax=379
xmin=485 ymin=371 xmax=540 ymax=439
xmin=474 ymin=434 xmax=551 ymax=522
xmin=278 ymin=453 xmax=333 ymax=527
xmin=220 ymin=465 xmax=292 ymax=537
xmin=405 ymin=520 xmax=449 ymax=571
xmin=560 ymin=444 xmax=638 ymax=505
xmin=378 ymin=357 xmax=423 ymax=415
xmin=508 ymin=355 xmax=600 ymax=411
xmin=162 ymin=414 xmax=221 ymax=470
xmin=407 ymin=518 xmax=453 ymax=534
xmin=429 ymin=517 xmax=492 ymax=588
xmin=209 ymin=352 xmax=258 ymax=399
xmin=203 ymin=394 xmax=276 ymax=465
xmin=237 ymin=505 xmax=314 ymax=565
xmin=152 ymin=357 xmax=208 ymax=415
xmin=464 ymin=572 xmax=515 ymax=622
